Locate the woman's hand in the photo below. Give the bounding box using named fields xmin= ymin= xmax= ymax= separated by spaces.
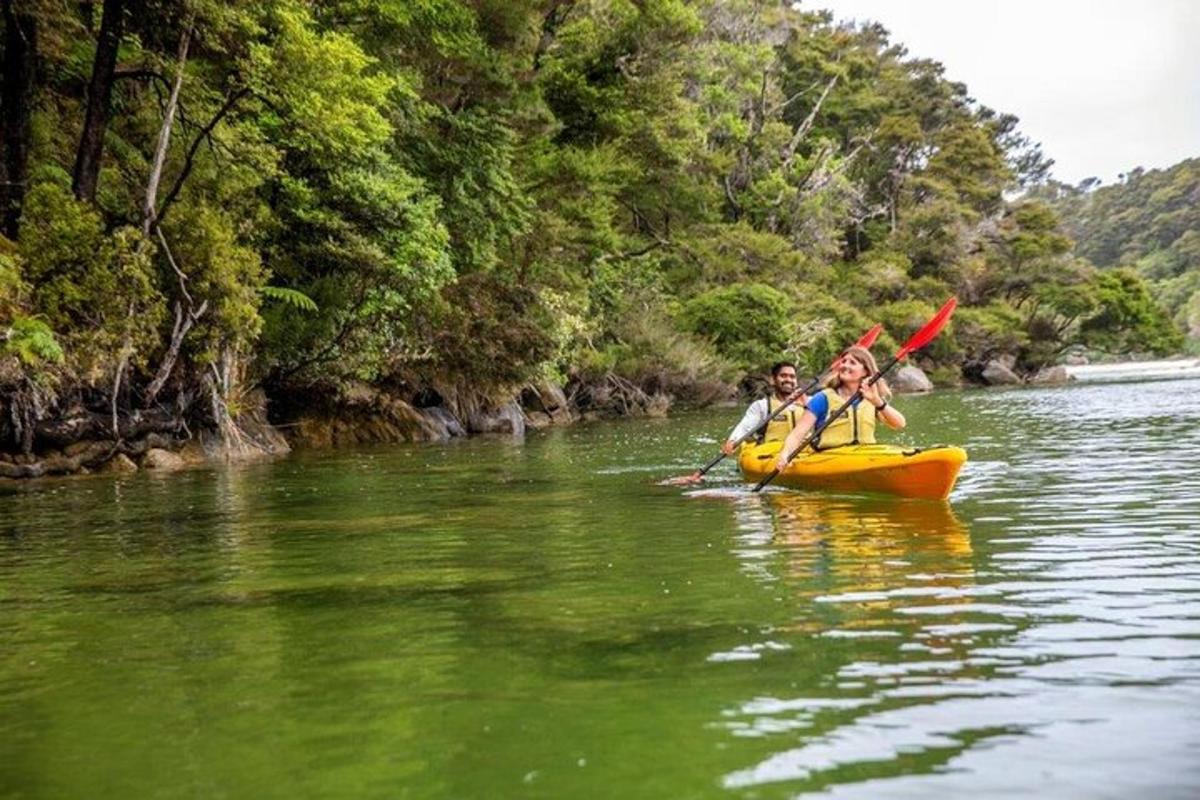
xmin=776 ymin=408 xmax=817 ymax=472
xmin=860 ymin=381 xmax=884 ymax=409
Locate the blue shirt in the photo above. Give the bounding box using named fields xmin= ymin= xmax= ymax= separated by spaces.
xmin=807 ymin=391 xmax=862 ymax=429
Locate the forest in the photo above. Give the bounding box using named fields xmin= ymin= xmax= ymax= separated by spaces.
xmin=0 ymin=0 xmax=1191 ymax=473
xmin=1032 ymin=158 xmax=1200 ymax=349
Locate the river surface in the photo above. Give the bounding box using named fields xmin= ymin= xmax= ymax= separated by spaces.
xmin=3 ymin=378 xmax=1199 ymax=798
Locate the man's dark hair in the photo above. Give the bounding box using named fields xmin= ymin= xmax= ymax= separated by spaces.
xmin=770 ymin=361 xmax=796 ymax=377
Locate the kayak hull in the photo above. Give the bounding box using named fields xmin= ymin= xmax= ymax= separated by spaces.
xmin=739 ymin=442 xmax=968 ymax=500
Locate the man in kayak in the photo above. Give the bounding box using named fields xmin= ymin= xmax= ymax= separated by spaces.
xmin=775 ymin=346 xmax=906 ymax=468
xmin=721 ymin=361 xmax=807 ymax=455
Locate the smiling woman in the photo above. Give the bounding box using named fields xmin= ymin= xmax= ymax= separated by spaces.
xmin=775 ymin=345 xmax=908 ymax=470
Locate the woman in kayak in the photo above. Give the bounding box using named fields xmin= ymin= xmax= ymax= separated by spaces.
xmin=775 ymin=346 xmax=906 ymax=469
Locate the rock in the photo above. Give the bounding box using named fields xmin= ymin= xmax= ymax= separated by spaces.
xmin=982 ymin=360 xmax=1023 ymax=386
xmin=520 ymin=381 xmax=576 ymax=425
xmin=418 ymin=406 xmax=467 ymax=439
xmin=64 ymin=439 xmax=101 ymax=457
xmin=1064 ymin=352 xmax=1089 ymax=366
xmin=285 ymin=389 xmax=468 ymax=448
xmin=234 ymin=413 xmax=292 ymax=457
xmin=644 ymin=393 xmax=671 ymax=417
xmin=176 ymin=440 xmax=210 ymax=465
xmin=891 ymin=365 xmax=934 ymax=394
xmin=466 ymin=400 xmax=525 ymax=436
xmin=101 ymin=453 xmax=138 ymax=474
xmin=1030 ymin=365 xmax=1073 ymax=386
xmin=524 ymin=410 xmax=553 ymax=430
xmin=141 ymin=448 xmax=186 ymax=470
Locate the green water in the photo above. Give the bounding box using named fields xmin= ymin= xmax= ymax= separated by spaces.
xmin=3 ymin=379 xmax=1199 ymax=798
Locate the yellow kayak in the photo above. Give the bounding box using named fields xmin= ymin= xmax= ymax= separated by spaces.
xmin=739 ymin=441 xmax=968 ymax=500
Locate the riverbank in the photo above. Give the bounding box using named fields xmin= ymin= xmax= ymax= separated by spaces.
xmin=5 ymin=355 xmax=1197 ymax=480
xmin=0 ymin=372 xmax=690 ymax=479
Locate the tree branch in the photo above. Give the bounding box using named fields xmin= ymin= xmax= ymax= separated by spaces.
xmin=142 ymin=17 xmax=193 ymax=235
xmin=781 ymin=73 xmax=839 ymax=168
xmin=156 ymin=87 xmax=249 ymax=226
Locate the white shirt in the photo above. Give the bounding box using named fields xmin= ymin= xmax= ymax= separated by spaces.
xmin=728 ymin=395 xmax=800 ymax=443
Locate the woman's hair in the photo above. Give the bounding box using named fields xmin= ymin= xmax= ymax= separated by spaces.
xmin=822 ymin=345 xmax=891 ymax=399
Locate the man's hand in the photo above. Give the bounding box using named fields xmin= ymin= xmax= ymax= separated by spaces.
xmin=720 ymin=439 xmax=738 ymax=456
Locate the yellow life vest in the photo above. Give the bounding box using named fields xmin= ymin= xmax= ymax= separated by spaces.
xmin=761 ymin=395 xmax=799 ymax=443
xmin=813 ymin=387 xmax=877 ymax=448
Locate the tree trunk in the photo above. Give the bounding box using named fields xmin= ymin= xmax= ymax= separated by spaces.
xmin=71 ymin=0 xmax=124 ymax=203
xmin=142 ymin=18 xmax=192 ymax=235
xmin=0 ymin=0 xmax=37 ymax=239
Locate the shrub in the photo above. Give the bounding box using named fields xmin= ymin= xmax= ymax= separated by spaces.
xmin=679 ymin=283 xmax=792 ymax=370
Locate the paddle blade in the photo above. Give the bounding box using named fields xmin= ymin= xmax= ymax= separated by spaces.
xmin=897 ymin=297 xmax=957 ymax=359
xmin=856 ymin=322 xmax=883 ymax=350
xmin=660 ymin=471 xmax=704 ymax=486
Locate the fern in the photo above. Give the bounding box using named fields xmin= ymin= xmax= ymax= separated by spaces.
xmin=3 ymin=316 xmax=65 ymax=366
xmin=259 ymin=285 xmax=318 ymax=312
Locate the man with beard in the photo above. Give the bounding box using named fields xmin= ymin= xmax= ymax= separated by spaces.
xmin=721 ymin=361 xmax=806 ymax=455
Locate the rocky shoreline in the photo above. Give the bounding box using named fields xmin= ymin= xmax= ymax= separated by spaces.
xmin=0 ymin=360 xmax=1089 ymax=481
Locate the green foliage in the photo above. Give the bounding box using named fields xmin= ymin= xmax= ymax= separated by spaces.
xmin=576 ymin=309 xmax=735 ymax=397
xmin=249 ymin=2 xmax=396 ymax=161
xmin=18 ymin=184 xmax=165 ymax=380
xmin=165 ymin=203 xmax=265 ymax=359
xmin=401 ymin=107 xmax=532 ymax=274
xmin=3 ymin=316 xmax=64 ymax=367
xmin=4 ymin=0 xmax=1186 ymax=437
xmin=923 ymin=122 xmax=1012 ymax=216
xmin=782 ymin=293 xmax=886 ymax=377
xmin=679 ymin=283 xmax=792 ymax=370
xmin=666 ymin=223 xmax=830 ymax=291
xmin=426 ymin=272 xmax=558 ymax=388
xmin=0 ymin=248 xmax=24 ymax=314
xmin=1079 ymin=268 xmax=1184 ymax=355
xmin=878 ymin=299 xmax=938 ymax=342
xmin=260 ymin=286 xmax=318 ymax=312
xmin=1036 ymin=160 xmax=1198 ymax=346
xmin=953 ymin=303 xmax=1029 ymax=365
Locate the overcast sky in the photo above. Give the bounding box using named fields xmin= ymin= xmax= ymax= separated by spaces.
xmin=808 ymin=0 xmax=1200 ymax=186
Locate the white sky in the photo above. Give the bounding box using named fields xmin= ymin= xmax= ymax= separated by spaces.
xmin=807 ymin=0 xmax=1200 ymax=186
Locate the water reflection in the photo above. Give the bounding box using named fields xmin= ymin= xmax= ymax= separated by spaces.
xmin=710 ymin=375 xmax=1200 ymax=796
xmin=715 ymin=495 xmax=1011 ymax=791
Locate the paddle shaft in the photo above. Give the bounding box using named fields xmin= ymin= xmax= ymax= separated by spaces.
xmin=751 ymin=354 xmax=901 ymax=492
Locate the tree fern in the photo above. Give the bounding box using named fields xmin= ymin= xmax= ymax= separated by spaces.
xmin=259 ymin=286 xmax=318 ymax=312
xmin=3 ymin=317 xmax=65 ymax=366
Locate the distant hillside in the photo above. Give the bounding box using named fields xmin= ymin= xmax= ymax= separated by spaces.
xmin=1031 ymin=159 xmax=1200 ymax=341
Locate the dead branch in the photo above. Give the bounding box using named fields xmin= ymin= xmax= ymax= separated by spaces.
xmin=781 ymin=73 xmax=839 ymax=168
xmin=142 ymin=17 xmax=193 ymax=235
